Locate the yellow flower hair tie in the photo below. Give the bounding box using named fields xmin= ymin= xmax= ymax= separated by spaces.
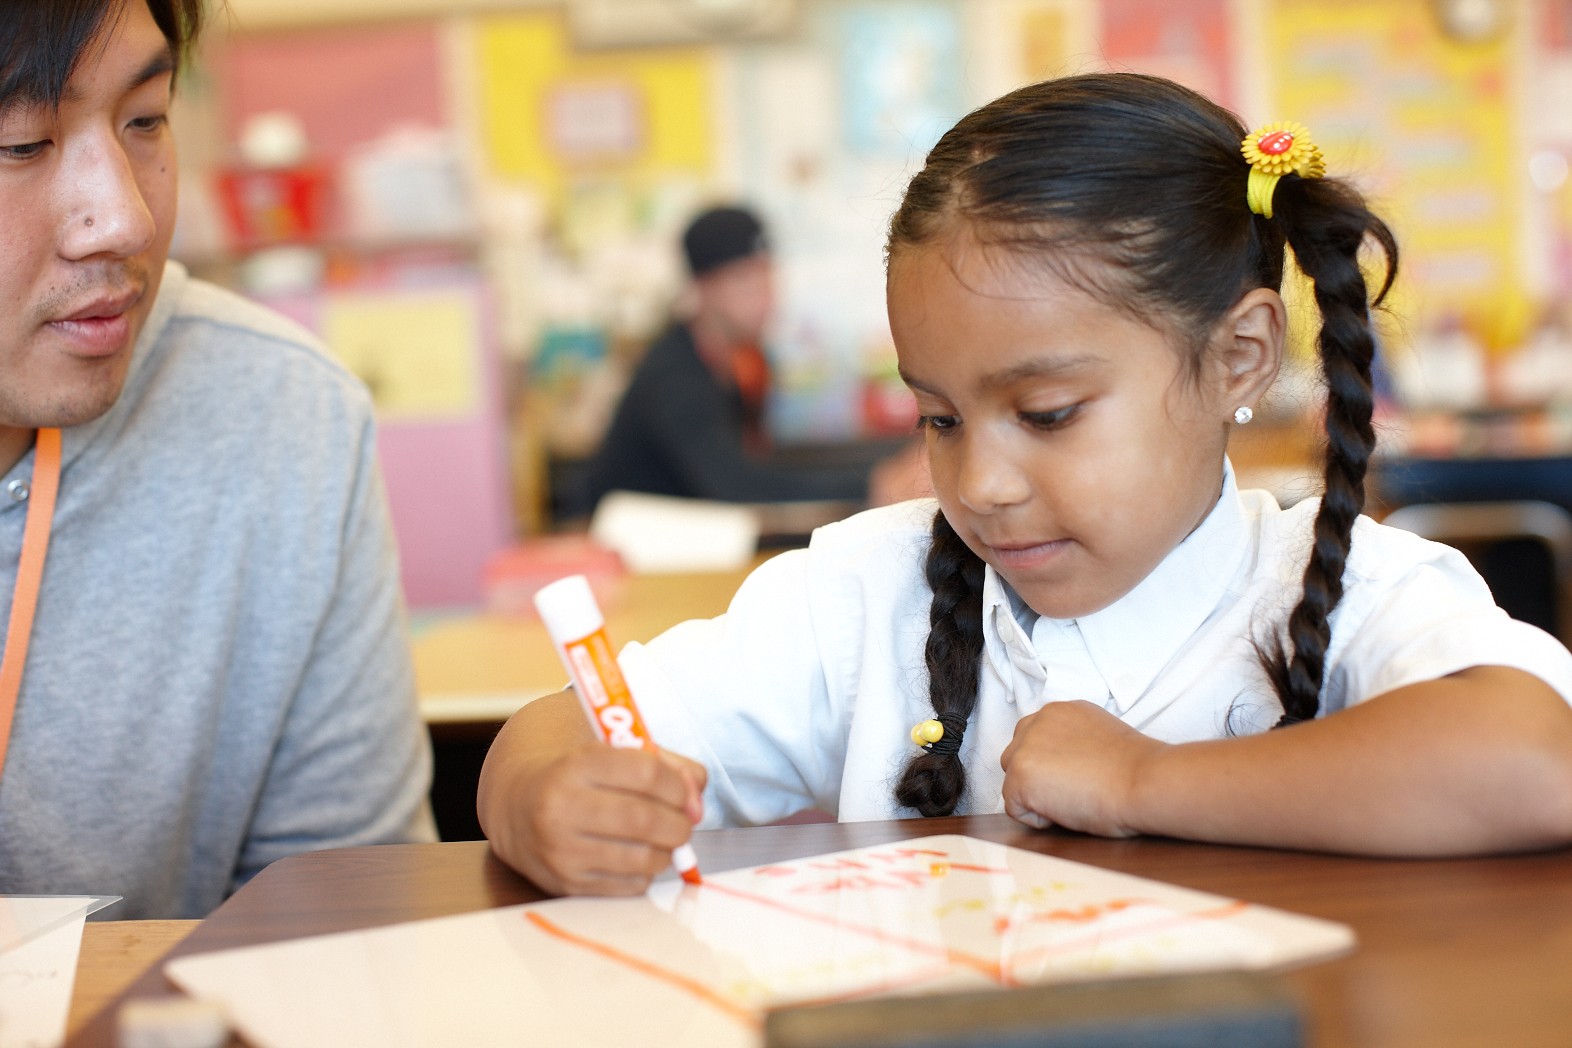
xmin=1240 ymin=121 xmax=1325 ymax=220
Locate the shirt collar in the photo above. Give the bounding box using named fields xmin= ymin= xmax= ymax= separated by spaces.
xmin=981 ymin=460 xmax=1256 ymax=712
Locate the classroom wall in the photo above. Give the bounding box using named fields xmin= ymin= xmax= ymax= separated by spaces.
xmin=169 ymin=0 xmax=1572 ymax=598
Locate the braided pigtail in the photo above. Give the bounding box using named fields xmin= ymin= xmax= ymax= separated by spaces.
xmin=1260 ymin=177 xmax=1397 ymax=725
xmin=895 ymin=510 xmax=986 ymax=816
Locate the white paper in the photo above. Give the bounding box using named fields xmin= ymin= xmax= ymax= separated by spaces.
xmin=0 ymin=896 xmax=119 ymax=1048
xmin=590 ymin=491 xmax=760 ymax=573
xmin=165 ymin=836 xmax=1352 ymax=1048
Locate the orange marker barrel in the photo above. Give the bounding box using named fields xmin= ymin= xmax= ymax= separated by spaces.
xmin=534 ymin=574 xmax=703 ymax=885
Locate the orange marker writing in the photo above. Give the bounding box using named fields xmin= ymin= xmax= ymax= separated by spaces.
xmin=534 ymin=574 xmax=703 ymax=886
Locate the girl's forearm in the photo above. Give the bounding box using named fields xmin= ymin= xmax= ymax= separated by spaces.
xmin=1126 ymin=667 xmax=1572 ymax=856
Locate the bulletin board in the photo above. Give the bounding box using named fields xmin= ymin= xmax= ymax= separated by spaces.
xmin=836 ymin=1 xmax=964 ymax=158
xmin=164 ymin=835 xmax=1352 ymax=1048
xmin=475 ymin=12 xmax=716 ymax=202
xmin=1100 ymin=0 xmax=1236 ymax=111
xmin=1267 ymin=0 xmax=1519 ymax=336
xmin=216 ymin=21 xmax=449 ymax=167
xmin=263 ymin=280 xmax=513 ymax=609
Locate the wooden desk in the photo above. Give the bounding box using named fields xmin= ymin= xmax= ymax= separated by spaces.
xmin=412 ymin=562 xmax=764 ymax=724
xmin=68 ymin=815 xmax=1572 ymax=1047
xmin=68 ymin=921 xmax=198 ymax=1040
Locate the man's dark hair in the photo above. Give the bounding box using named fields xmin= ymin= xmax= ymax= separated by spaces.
xmin=682 ymin=206 xmax=769 ymax=278
xmin=1 ymin=0 xmax=205 ymax=108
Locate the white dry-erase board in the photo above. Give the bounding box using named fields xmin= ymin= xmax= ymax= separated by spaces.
xmin=165 ymin=835 xmax=1353 ymax=1048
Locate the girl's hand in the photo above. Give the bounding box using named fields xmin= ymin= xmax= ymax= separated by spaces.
xmin=999 ymin=700 xmax=1164 ymax=837
xmin=495 ymin=742 xmax=706 ymax=897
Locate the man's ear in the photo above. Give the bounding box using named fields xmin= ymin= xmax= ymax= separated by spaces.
xmin=1213 ymin=287 xmax=1286 ymax=410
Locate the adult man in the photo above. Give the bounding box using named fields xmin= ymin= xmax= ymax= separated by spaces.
xmin=0 ymin=0 xmax=435 ymax=919
xmin=571 ymin=206 xmax=921 ymax=516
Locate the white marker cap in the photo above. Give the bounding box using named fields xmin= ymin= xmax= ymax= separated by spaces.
xmin=533 ymin=574 xmax=605 ymax=646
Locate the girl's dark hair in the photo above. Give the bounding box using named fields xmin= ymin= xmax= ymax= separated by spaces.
xmin=887 ymin=73 xmax=1397 ymax=813
xmin=895 ymin=511 xmax=987 ymax=817
xmin=1 ymin=0 xmax=205 ymax=110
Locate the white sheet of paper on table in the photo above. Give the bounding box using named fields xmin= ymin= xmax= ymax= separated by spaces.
xmin=165 ymin=835 xmax=1353 ymax=1048
xmin=589 ymin=490 xmax=760 ymax=573
xmin=0 ymin=895 xmax=120 ymax=1048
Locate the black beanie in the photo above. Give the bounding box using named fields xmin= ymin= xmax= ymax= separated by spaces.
xmin=681 ymin=206 xmax=769 ymax=277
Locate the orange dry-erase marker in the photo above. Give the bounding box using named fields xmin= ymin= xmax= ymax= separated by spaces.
xmin=534 ymin=574 xmax=703 ymax=886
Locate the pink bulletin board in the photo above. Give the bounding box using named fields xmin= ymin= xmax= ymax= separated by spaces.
xmin=1099 ymin=0 xmax=1235 ymax=113
xmin=378 ymin=415 xmax=514 ymax=609
xmin=216 ymin=21 xmax=449 ymax=167
xmin=261 ymin=278 xmax=514 ymax=610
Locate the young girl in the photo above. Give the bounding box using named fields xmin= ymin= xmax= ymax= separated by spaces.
xmin=479 ymin=73 xmax=1572 ymax=897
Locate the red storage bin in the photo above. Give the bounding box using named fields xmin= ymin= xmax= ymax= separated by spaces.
xmin=215 ymin=166 xmax=331 ymax=250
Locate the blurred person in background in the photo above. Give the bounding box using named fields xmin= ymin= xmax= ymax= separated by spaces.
xmin=569 ymin=205 xmax=927 ymax=517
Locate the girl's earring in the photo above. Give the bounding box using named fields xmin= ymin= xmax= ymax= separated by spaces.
xmin=1233 ymin=406 xmax=1254 ymax=425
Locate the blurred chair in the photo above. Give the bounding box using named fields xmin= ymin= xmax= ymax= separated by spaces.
xmin=1382 ymin=500 xmax=1572 ymax=645
xmin=1372 ymin=456 xmax=1572 ymax=516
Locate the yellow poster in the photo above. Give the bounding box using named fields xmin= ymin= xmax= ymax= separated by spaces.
xmin=322 ymin=289 xmax=482 ymax=422
xmin=476 ymin=12 xmax=714 ymax=201
xmin=1268 ymin=0 xmax=1519 ymax=346
xmin=1020 ymin=6 xmax=1071 ymax=82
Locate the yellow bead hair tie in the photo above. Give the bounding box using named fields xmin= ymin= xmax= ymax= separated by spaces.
xmin=1240 ymin=121 xmax=1325 ymax=220
xmin=911 ymin=714 xmax=966 ymax=756
xmin=911 ymin=719 xmax=945 ymax=748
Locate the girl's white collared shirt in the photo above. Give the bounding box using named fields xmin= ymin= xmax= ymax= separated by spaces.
xmin=620 ymin=466 xmax=1572 ymax=827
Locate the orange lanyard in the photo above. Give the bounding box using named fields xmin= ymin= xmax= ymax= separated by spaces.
xmin=0 ymin=428 xmax=61 ymax=783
